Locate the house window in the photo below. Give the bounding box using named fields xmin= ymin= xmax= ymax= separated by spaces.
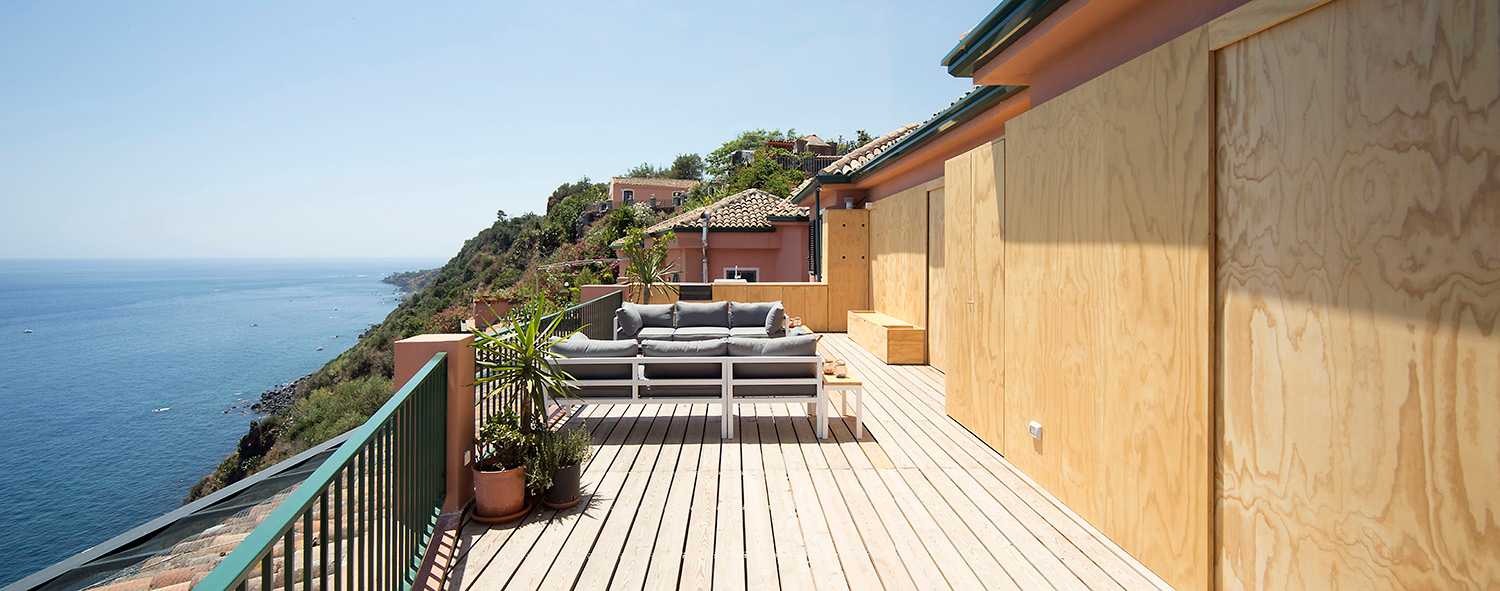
xmin=723 ymin=267 xmax=759 ymax=282
xmin=622 ymin=189 xmax=634 ymax=205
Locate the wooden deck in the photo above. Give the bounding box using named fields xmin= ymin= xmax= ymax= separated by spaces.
xmin=441 ymin=334 xmax=1168 ymax=590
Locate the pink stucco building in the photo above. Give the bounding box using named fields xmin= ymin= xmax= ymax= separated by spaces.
xmin=607 ymin=177 xmax=700 ymax=212
xmin=617 ymin=188 xmax=811 ymax=283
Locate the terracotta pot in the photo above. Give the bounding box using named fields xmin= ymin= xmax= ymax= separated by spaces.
xmin=543 ymin=463 xmax=582 ymax=509
xmin=472 ymin=466 xmax=528 ymax=524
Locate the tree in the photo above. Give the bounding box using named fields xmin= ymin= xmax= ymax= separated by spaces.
xmin=623 ymin=162 xmax=667 ymax=178
xmin=719 ymin=147 xmax=806 ymax=198
xmin=705 ymin=129 xmax=797 ymax=177
xmin=668 ymin=153 xmax=704 ymax=180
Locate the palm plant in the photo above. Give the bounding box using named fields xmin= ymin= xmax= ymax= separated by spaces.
xmin=619 ymin=227 xmax=679 ymax=304
xmin=471 ymin=294 xmax=579 ymax=434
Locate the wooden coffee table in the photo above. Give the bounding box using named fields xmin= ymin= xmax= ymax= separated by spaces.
xmin=822 ymin=372 xmax=865 ymax=438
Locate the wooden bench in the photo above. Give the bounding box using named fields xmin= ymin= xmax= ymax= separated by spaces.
xmin=846 ymin=310 xmax=926 ymax=364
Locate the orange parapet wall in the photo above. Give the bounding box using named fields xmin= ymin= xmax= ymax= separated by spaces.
xmin=394 ymin=334 xmax=476 ymax=514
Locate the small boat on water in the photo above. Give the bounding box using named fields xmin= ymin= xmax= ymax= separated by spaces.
xmin=316 ymin=346 xmax=325 ymax=351
xmin=23 ymin=329 xmax=33 ymax=334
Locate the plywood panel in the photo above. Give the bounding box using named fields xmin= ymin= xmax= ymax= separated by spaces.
xmin=708 ymin=282 xmax=830 ymax=332
xmin=971 ymin=141 xmax=1006 ymax=454
xmin=943 ymin=149 xmax=978 ymax=433
xmin=1216 ymin=0 xmax=1500 ymax=588
xmin=1004 ymin=28 xmax=1213 ymax=591
xmin=823 ymin=209 xmax=870 ymax=332
xmin=927 ymin=187 xmax=948 ymax=372
xmin=870 ymin=185 xmax=930 ymax=328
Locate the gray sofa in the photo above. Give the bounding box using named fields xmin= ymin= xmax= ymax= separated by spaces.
xmin=613 ymin=301 xmax=786 ymax=341
xmin=548 ymin=330 xmax=826 ymax=438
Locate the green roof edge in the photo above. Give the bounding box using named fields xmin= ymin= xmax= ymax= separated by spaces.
xmin=792 ymin=85 xmax=1024 ymax=205
xmin=940 ymin=0 xmax=1070 ymax=77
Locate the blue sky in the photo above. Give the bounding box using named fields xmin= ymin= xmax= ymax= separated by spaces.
xmin=0 ymin=1 xmax=992 ymax=259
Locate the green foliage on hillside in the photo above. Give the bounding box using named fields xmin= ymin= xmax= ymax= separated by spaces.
xmin=188 ymin=125 xmax=839 ymax=502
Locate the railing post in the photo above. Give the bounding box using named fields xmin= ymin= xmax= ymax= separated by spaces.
xmin=394 ymin=334 xmax=475 ymax=513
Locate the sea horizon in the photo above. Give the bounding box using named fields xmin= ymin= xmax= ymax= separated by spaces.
xmin=0 ymin=258 xmax=438 ymax=585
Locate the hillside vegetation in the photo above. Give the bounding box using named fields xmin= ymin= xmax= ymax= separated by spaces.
xmin=187 ymin=128 xmax=857 ymax=500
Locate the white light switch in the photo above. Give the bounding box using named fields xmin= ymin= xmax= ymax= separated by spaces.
xmin=1028 ymin=421 xmax=1043 ymax=440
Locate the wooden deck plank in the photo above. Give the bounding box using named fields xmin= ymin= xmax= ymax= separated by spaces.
xmin=450 ymin=335 xmax=1167 ymax=591
xmin=504 ymin=405 xmax=653 ymax=589
xmin=643 ymin=405 xmax=708 ymax=591
xmin=739 ymin=405 xmax=781 ymax=590
xmin=610 ymin=405 xmax=691 ymax=589
xmin=456 ymin=404 xmax=637 ymax=590
xmin=679 ymin=405 xmax=721 ymax=591
xmin=567 ymin=404 xmax=678 ymax=590
xmin=824 ymin=336 xmax=1154 ymax=590
xmin=759 ymin=406 xmax=816 ymax=591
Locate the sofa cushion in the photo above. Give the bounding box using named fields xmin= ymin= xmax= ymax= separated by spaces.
xmin=628 ymin=302 xmax=675 ymax=328
xmin=729 ymin=326 xmax=771 ymax=338
xmin=636 ymin=327 xmax=675 ymax=341
xmin=728 ymin=334 xmax=818 ymax=357
xmin=551 ymin=334 xmax=637 ymax=380
xmin=729 ymin=301 xmax=776 ymax=328
xmin=641 ymin=338 xmax=726 ymax=379
xmin=675 ymin=301 xmax=730 ymax=328
xmin=614 ymin=306 xmax=642 ymax=339
xmin=728 ymin=335 xmax=820 ymax=380
xmin=673 ymin=326 xmax=731 ymax=341
xmin=765 ymin=303 xmax=787 ymax=337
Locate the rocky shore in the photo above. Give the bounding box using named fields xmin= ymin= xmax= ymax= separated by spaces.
xmin=227 ymin=376 xmax=308 ymax=416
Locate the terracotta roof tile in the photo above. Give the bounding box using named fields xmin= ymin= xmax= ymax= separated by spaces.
xmin=610 ymin=177 xmax=702 ymax=189
xmin=640 ymin=189 xmax=809 ymax=237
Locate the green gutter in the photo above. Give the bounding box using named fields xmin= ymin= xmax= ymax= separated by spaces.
xmin=792 ymin=85 xmax=1024 ymax=204
xmin=941 ymin=0 xmax=1070 ymax=78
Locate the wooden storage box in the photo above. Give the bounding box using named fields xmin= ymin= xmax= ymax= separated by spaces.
xmin=846 ymin=310 xmax=926 ymax=364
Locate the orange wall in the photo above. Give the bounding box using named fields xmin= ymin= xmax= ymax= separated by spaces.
xmin=660 ymin=222 xmax=810 ymax=283
xmin=974 ymin=0 xmax=1244 ymax=101
xmin=610 ymin=179 xmax=695 ymax=209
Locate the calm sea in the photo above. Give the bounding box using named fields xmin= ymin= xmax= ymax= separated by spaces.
xmin=0 ymin=259 xmax=433 ymax=586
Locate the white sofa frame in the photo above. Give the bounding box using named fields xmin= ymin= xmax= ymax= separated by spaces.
xmin=552 ymin=355 xmax=827 ymax=439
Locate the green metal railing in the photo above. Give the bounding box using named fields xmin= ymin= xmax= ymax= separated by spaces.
xmin=195 ymin=353 xmax=449 ymax=591
xmin=475 ymin=290 xmax=622 ymax=427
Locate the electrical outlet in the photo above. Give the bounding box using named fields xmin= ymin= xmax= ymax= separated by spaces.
xmin=1028 ymin=421 xmax=1043 ymax=440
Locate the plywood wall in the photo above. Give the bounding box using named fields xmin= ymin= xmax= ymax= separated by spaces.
xmin=710 ymin=282 xmax=831 ymax=332
xmin=926 ymin=187 xmax=948 ymax=372
xmin=822 ymin=209 xmax=870 ymax=332
xmin=869 ymin=184 xmax=931 ymax=328
xmin=1004 ymin=28 xmax=1214 ymax=591
xmin=1215 ymin=0 xmax=1500 ymax=587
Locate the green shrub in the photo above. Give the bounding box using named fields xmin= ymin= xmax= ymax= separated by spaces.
xmin=284 ymin=376 xmax=393 ymax=446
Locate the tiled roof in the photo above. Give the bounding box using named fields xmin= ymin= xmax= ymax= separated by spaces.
xmin=644 ymin=189 xmax=809 ymax=235
xmin=86 ymin=491 xmax=291 ymax=590
xmin=792 ymin=85 xmax=1008 ymax=202
xmin=610 ymin=177 xmax=701 ymax=189
xmin=790 ymin=122 xmax=920 ymax=197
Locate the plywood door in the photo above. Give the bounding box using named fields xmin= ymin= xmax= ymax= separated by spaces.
xmin=943 ymin=151 xmax=978 ymax=431
xmin=822 ymin=209 xmax=869 ymax=332
xmin=1215 ymin=0 xmax=1500 ymax=587
xmin=869 ymin=187 xmax=929 ymax=328
xmin=1004 ymin=28 xmax=1214 ymax=591
xmin=927 ymin=187 xmax=948 ymax=372
xmin=971 ymin=141 xmax=1005 ymax=454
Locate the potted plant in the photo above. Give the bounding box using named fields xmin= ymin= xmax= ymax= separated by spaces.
xmin=536 ymin=427 xmax=592 ymax=509
xmin=471 ymin=294 xmax=580 ymax=521
xmin=471 ymin=410 xmax=533 ymax=524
